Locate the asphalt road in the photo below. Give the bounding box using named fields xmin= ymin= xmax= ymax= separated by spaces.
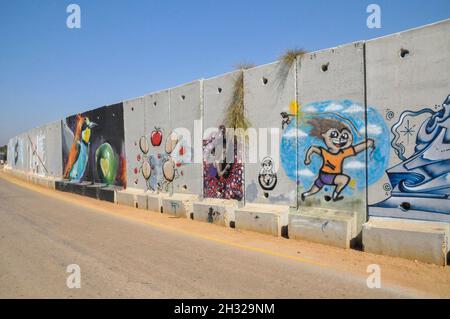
xmin=0 ymin=177 xmax=414 ymax=298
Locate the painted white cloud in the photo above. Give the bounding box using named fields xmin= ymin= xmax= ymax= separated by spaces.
xmin=284 ymin=128 xmax=308 ymax=138
xmin=343 ymin=104 xmax=364 ymax=113
xmin=297 ymin=168 xmax=315 ymax=177
xmin=303 ymin=105 xmax=317 ymax=113
xmin=324 ymin=103 xmax=343 ymax=112
xmin=359 ymin=124 xmax=383 ymax=136
xmin=344 ymin=160 xmax=365 ymax=170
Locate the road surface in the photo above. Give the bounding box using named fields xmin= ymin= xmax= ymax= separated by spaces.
xmin=0 ymin=175 xmax=428 ymax=298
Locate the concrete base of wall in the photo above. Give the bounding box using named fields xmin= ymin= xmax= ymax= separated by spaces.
xmin=97 ymin=186 xmax=118 ymax=203
xmin=8 ymin=169 xmax=27 ymax=181
xmin=192 ymin=198 xmax=239 ymax=227
xmin=69 ymin=181 xmax=92 ymax=196
xmin=84 ymin=183 xmax=107 ymax=199
xmin=161 ymin=194 xmax=199 ymax=218
xmin=4 ymin=168 xmax=57 ymax=190
xmin=116 ymin=188 xmax=148 ymax=210
xmin=54 ymin=180 xmax=119 ymax=203
xmin=363 ymin=217 xmax=450 ymax=266
xmin=147 ymin=193 xmax=172 ymax=213
xmin=234 ymin=204 xmax=289 ymax=237
xmin=289 ymin=208 xmax=358 ymax=249
xmin=36 ymin=175 xmax=57 ymax=189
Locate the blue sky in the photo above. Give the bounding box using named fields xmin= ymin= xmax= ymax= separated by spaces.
xmin=0 ymin=0 xmax=449 ymax=145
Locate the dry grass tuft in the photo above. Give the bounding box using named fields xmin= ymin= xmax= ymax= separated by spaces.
xmin=223 ymin=62 xmax=256 ymax=131
xmin=280 ymin=48 xmax=307 ymax=69
xmin=224 ymin=71 xmax=250 ymax=130
xmin=233 ymin=62 xmax=256 ymax=71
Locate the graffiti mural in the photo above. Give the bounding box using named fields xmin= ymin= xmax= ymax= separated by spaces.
xmin=280 ymin=100 xmax=390 ymax=206
xmin=13 ymin=140 xmax=19 ymax=166
xmin=28 ymin=133 xmax=47 ymax=175
xmin=258 ymin=156 xmax=277 ymax=191
xmin=369 ymin=94 xmax=450 ymax=221
xmin=12 ymin=137 xmax=25 ymax=169
xmin=300 ymin=118 xmax=374 ymax=202
xmin=203 ymin=125 xmax=243 ymax=200
xmin=133 ymin=129 xmax=191 ymax=192
xmin=62 ymin=103 xmax=127 ymax=187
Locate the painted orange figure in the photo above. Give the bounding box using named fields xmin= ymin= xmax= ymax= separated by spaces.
xmin=301 ymin=118 xmax=375 ymax=202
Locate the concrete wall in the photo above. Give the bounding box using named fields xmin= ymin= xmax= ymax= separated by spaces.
xmin=296 ymin=42 xmax=368 ymax=227
xmin=169 ymin=81 xmax=203 ymax=196
xmin=7 ymin=133 xmax=28 ymax=172
xmin=7 ymin=121 xmax=62 ymax=178
xmin=244 ymin=61 xmax=297 ymax=206
xmin=203 ymin=71 xmax=244 ymax=201
xmin=123 ymin=97 xmax=146 ymax=190
xmin=62 ymin=103 xmax=126 ymax=187
xmin=367 ymin=19 xmax=450 ymax=223
xmin=123 ymin=91 xmax=173 ymax=193
xmin=144 ymin=90 xmax=172 ymax=193
xmin=5 ymin=19 xmax=449 ymax=229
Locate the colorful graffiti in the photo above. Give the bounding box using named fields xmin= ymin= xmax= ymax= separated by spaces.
xmin=258 ymin=156 xmax=277 ymax=191
xmin=300 ymin=118 xmax=374 ymax=202
xmin=133 ymin=129 xmax=190 ymax=192
xmin=281 ymin=100 xmax=390 ymax=204
xmin=62 ymin=103 xmax=126 ymax=187
xmin=13 ymin=140 xmax=19 ymax=166
xmin=28 ymin=133 xmax=47 ymax=175
xmin=203 ymin=125 xmax=243 ymax=200
xmin=369 ymin=94 xmax=450 ymax=220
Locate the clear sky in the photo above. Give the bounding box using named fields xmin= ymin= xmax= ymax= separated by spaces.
xmin=0 ymin=0 xmax=449 ymax=145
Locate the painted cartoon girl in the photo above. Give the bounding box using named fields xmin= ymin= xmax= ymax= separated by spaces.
xmin=301 ymin=118 xmax=374 ymax=202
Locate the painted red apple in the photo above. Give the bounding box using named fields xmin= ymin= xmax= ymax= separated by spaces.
xmin=151 ymin=127 xmax=163 ymax=146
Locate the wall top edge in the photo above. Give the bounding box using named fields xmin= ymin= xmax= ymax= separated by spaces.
xmin=167 ymin=79 xmax=204 ymax=92
xmin=203 ymin=69 xmax=241 ymax=82
xmin=365 ymin=18 xmax=450 ymax=44
xmin=123 ymin=95 xmax=145 ymax=104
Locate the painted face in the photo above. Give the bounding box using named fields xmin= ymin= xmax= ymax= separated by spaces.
xmin=322 ymin=128 xmax=353 ymax=152
xmin=262 ymin=157 xmax=273 ymax=171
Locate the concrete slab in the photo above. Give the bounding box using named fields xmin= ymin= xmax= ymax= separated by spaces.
xmin=192 ymin=198 xmax=239 ymax=227
xmin=366 ymin=19 xmax=450 ymax=222
xmin=161 ymin=193 xmax=199 ymax=218
xmin=296 ymin=42 xmax=368 ymax=220
xmin=144 ymin=90 xmax=172 ymax=194
xmin=363 ymin=217 xmax=450 ymax=265
xmin=243 ymin=62 xmax=297 ymax=206
xmin=116 ymin=188 xmax=148 ymax=210
xmin=147 ymin=193 xmax=162 ymax=213
xmin=84 ymin=183 xmax=106 ymax=199
xmin=55 ymin=180 xmax=69 ymax=192
xmin=147 ymin=193 xmax=172 ymax=213
xmin=202 ymin=71 xmax=245 ymax=202
xmin=123 ymin=97 xmax=147 ymax=190
xmin=234 ymin=203 xmax=289 ymax=237
xmin=169 ymin=81 xmax=203 ymax=196
xmin=98 ymin=186 xmax=118 ymax=203
xmin=289 ymin=208 xmax=357 ymax=249
xmin=35 ymin=175 xmax=55 ymax=189
xmin=47 ymin=177 xmax=58 ymax=190
xmin=44 ymin=120 xmax=63 ymax=178
xmin=68 ymin=181 xmax=91 ymax=196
